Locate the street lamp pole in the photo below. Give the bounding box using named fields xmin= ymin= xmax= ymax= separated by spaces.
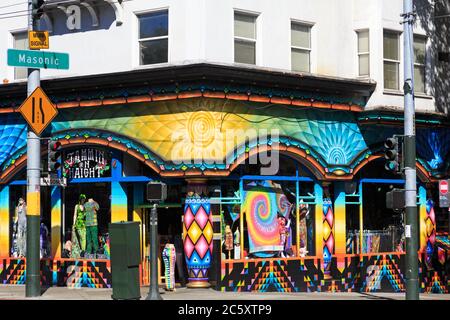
xmin=402 ymin=0 xmax=419 ymax=301
xmin=146 ymin=203 xmax=162 ymax=300
xmin=25 ymin=0 xmax=42 ymax=298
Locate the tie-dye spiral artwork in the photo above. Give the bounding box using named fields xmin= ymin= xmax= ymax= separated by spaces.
xmin=162 ymin=244 xmax=176 ymax=291
xmin=183 ymin=197 xmax=213 ymax=288
xmin=243 ymin=181 xmax=292 ymax=257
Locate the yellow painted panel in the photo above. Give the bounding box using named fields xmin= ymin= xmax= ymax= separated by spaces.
xmin=334 ymin=204 xmax=346 ymax=255
xmin=315 ymin=204 xmax=323 ymax=258
xmin=27 ymin=191 xmax=40 ymax=216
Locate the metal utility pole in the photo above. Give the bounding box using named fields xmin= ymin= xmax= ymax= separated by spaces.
xmin=25 ymin=0 xmax=41 ymax=298
xmin=146 ymin=204 xmax=162 ymax=300
xmin=402 ymin=0 xmax=419 ymax=300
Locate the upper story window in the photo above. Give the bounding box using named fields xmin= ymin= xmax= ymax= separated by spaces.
xmin=383 ymin=30 xmax=400 ymax=90
xmin=357 ymin=30 xmax=370 ymax=77
xmin=13 ymin=32 xmax=28 ymax=80
xmin=291 ymin=22 xmax=311 ymax=73
xmin=138 ymin=10 xmax=168 ymax=65
xmin=413 ymin=35 xmax=426 ymax=94
xmin=234 ymin=12 xmax=257 ymax=64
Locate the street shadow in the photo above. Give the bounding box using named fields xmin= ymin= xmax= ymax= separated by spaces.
xmin=40 ymin=285 xmax=50 ymax=296
xmin=358 ymin=292 xmax=396 ymax=300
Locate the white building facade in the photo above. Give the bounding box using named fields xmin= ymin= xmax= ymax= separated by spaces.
xmin=0 ymin=0 xmax=448 ymax=114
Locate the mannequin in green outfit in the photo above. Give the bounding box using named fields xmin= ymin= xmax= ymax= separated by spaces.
xmin=71 ymin=194 xmax=87 ymax=258
xmin=85 ymin=198 xmax=100 ymax=256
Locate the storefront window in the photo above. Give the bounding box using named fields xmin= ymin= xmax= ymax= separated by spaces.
xmin=219 ymin=178 xmax=316 ymax=260
xmin=63 ymin=183 xmax=111 ymax=259
xmin=9 ymin=184 xmax=52 ymax=258
xmin=61 ymin=147 xmax=112 ymax=259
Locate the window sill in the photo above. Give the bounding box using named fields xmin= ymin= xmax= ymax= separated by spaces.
xmin=414 ymin=92 xmax=433 ymax=100
xmin=383 ymin=89 xmax=403 ymax=96
xmin=383 ymin=90 xmax=433 ymax=100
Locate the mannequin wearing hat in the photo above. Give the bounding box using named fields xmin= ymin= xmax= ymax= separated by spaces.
xmin=71 ymin=194 xmax=87 ymax=258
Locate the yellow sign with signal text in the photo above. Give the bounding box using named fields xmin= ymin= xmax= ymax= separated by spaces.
xmin=29 ymin=31 xmax=49 ymax=50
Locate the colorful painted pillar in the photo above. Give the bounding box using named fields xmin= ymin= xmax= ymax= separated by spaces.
xmin=314 ymin=183 xmax=323 ymax=258
xmin=51 ymin=186 xmax=62 ymax=258
xmin=111 ymin=182 xmax=128 ymax=222
xmin=132 ymin=184 xmax=144 ymax=260
xmin=111 ymin=152 xmax=127 ymax=222
xmin=419 ymin=186 xmax=427 ymax=253
xmin=334 ymin=182 xmax=346 ymax=255
xmin=183 ymin=179 xmax=213 ymax=288
xmin=0 ymin=186 xmax=10 ymax=257
xmin=321 ymin=183 xmax=334 ymax=279
xmin=419 ymin=185 xmax=435 ymax=268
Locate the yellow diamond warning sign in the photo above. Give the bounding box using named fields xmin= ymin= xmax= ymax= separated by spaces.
xmin=18 ymin=87 xmax=58 ymax=136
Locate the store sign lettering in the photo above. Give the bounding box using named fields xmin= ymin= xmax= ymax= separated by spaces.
xmin=40 ymin=1 xmax=124 ymax=33
xmin=63 ymin=148 xmax=110 ymax=179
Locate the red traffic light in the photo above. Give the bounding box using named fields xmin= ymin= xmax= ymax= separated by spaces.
xmin=49 ymin=141 xmax=61 ymax=151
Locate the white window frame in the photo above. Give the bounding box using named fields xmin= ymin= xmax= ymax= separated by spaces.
xmin=12 ymin=30 xmax=28 ymax=80
xmin=356 ymin=29 xmax=370 ymax=77
xmin=413 ymin=34 xmax=427 ymax=94
xmin=233 ymin=10 xmax=259 ymax=65
xmin=136 ymin=8 xmax=169 ymax=66
xmin=290 ymin=21 xmax=312 ymax=73
xmin=383 ymin=30 xmax=401 ymax=91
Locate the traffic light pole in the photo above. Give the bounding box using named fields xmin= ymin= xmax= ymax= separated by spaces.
xmin=402 ymin=0 xmax=419 ymax=300
xmin=25 ymin=0 xmax=41 ymax=298
xmin=146 ymin=203 xmax=162 ymax=300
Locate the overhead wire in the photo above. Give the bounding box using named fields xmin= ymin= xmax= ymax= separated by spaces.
xmin=0 ymin=2 xmax=27 ymax=10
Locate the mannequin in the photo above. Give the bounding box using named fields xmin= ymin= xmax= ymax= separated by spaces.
xmin=40 ymin=220 xmax=50 ymax=258
xmin=223 ymin=225 xmax=234 ymax=259
xmin=84 ymin=198 xmax=100 ymax=257
xmin=278 ymin=214 xmax=287 ymax=258
xmin=15 ymin=198 xmax=27 ymax=258
xmin=233 ymin=228 xmax=240 ymax=259
xmin=71 ymin=194 xmax=87 ymax=258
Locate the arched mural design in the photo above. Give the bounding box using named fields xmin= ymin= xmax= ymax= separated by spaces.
xmin=0 ymin=98 xmax=446 ymax=181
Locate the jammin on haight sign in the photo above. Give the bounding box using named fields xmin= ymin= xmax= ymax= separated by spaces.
xmin=63 ymin=148 xmax=111 ymax=179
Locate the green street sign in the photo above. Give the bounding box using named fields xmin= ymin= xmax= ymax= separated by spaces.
xmin=7 ymin=49 xmax=69 ymax=70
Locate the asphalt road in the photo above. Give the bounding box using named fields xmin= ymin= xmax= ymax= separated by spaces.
xmin=0 ymin=285 xmax=448 ymax=300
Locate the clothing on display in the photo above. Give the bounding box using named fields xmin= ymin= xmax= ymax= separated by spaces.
xmin=162 ymin=243 xmax=176 ymax=291
xmin=85 ymin=199 xmax=100 ymax=255
xmin=15 ymin=200 xmax=27 ymax=257
xmin=40 ymin=222 xmax=51 ymax=258
xmin=346 ymin=228 xmax=403 ymax=254
xmin=71 ymin=195 xmax=87 ymax=258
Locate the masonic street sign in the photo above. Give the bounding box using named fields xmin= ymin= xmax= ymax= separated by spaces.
xmin=7 ymin=49 xmax=69 ymax=70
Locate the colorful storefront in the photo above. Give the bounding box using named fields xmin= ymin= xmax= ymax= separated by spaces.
xmin=0 ymin=64 xmax=448 ymax=292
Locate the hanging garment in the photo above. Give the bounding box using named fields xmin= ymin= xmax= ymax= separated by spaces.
xmin=372 ymin=235 xmax=381 ymax=253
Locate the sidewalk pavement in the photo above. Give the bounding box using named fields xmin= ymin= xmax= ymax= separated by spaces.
xmin=0 ymin=285 xmax=449 ymax=300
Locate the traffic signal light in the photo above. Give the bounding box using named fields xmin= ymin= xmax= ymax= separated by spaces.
xmin=384 ymin=137 xmax=399 ymax=171
xmin=48 ymin=140 xmax=61 ymax=173
xmin=32 ymin=0 xmax=45 ymax=19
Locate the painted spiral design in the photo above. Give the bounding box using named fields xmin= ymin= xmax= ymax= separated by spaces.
xmin=246 ymin=192 xmax=279 ymax=248
xmin=187 ymin=111 xmax=216 ymax=147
